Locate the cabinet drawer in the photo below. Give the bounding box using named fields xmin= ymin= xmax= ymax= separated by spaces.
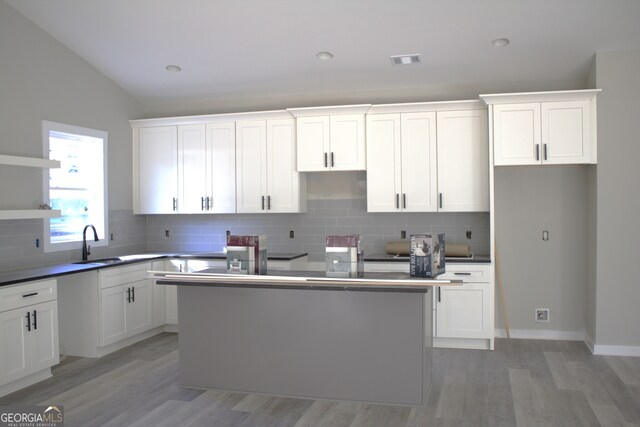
xmin=0 ymin=279 xmax=57 ymax=313
xmin=437 ymin=264 xmax=491 ymax=283
xmin=99 ymin=262 xmax=151 ymax=289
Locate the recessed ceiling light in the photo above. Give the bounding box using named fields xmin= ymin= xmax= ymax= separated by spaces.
xmin=390 ymin=54 xmax=421 ymax=66
xmin=491 ymin=38 xmax=510 ymax=47
xmin=316 ymin=51 xmax=334 ymax=60
xmin=165 ymin=64 xmax=182 ymax=72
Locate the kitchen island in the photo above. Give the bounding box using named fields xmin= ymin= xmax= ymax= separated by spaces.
xmin=152 ymin=269 xmax=460 ymax=406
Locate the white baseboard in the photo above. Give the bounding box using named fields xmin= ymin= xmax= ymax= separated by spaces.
xmin=584 ymin=333 xmax=595 ymax=353
xmin=583 ymin=332 xmax=640 ymax=356
xmin=495 ymin=328 xmax=585 ymax=341
xmin=0 ymin=368 xmax=51 ymax=398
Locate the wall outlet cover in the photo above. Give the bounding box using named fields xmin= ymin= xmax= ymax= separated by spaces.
xmin=535 ymin=308 xmax=550 ymax=322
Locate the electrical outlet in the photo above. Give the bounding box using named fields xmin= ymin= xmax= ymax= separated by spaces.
xmin=35 ymin=238 xmax=40 ymax=248
xmin=542 ymin=230 xmax=549 ymax=241
xmin=289 ymin=230 xmax=295 ymax=238
xmin=466 ymin=230 xmax=472 ymax=239
xmin=401 ymin=230 xmax=406 ymax=239
xmin=165 ymin=229 xmax=170 ymax=238
xmin=535 ymin=308 xmax=550 ymax=323
xmin=110 ymin=233 xmax=114 ymax=241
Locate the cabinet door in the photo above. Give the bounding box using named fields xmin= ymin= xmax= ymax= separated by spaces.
xmin=493 ymin=103 xmax=541 ymax=166
xmin=542 ymin=100 xmax=590 ymax=164
xmin=236 ymin=121 xmax=267 ymax=213
xmin=436 ymin=283 xmax=491 ymax=339
xmin=296 ymin=116 xmax=330 ymax=171
xmin=128 ymin=280 xmax=153 ymax=337
xmin=266 ymin=119 xmax=300 ymax=213
xmin=28 ymin=301 xmax=59 ymax=374
xmin=366 ymin=114 xmax=402 ymax=212
xmin=0 ymin=308 xmax=30 ymax=384
xmin=437 ymin=110 xmax=489 ymax=212
xmin=178 ymin=124 xmax=207 ymax=213
xmin=137 ymin=126 xmax=178 ymax=213
xmin=100 ymin=284 xmax=128 ymax=346
xmin=151 ymin=261 xmax=166 ymax=328
xmin=401 ymin=112 xmax=438 ymax=212
xmin=329 ymin=114 xmax=366 ymax=170
xmin=206 ymin=123 xmax=236 ymax=213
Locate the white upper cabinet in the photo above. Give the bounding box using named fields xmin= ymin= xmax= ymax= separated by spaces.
xmin=205 ymin=123 xmax=236 ymax=213
xmin=481 ymin=90 xmax=600 ymax=166
xmin=136 ymin=126 xmax=178 ymax=214
xmin=177 ymin=124 xmax=207 ymax=213
xmin=236 ymin=118 xmax=305 ymax=213
xmin=437 ymin=109 xmax=489 ymax=212
xmin=366 ymin=112 xmax=437 ymax=212
xmin=289 ymin=105 xmax=370 ymax=172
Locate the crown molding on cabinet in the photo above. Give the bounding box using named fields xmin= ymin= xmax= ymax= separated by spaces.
xmin=130 ymin=110 xmax=293 ymax=128
xmin=368 ymin=100 xmax=484 ymax=114
xmin=287 ymin=104 xmax=372 ymax=117
xmin=0 ymin=154 xmax=60 ymax=169
xmin=480 ymin=89 xmax=601 ymax=105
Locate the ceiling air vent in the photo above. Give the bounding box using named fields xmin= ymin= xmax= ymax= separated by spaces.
xmin=390 ymin=54 xmax=421 ymax=66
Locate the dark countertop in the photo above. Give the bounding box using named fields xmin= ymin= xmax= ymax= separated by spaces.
xmin=0 ymin=252 xmax=309 ymax=288
xmin=365 ymin=254 xmax=491 ymax=264
xmin=154 ymin=268 xmax=461 ymax=293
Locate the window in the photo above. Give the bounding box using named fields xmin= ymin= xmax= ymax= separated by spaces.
xmin=42 ymin=121 xmax=108 ymax=252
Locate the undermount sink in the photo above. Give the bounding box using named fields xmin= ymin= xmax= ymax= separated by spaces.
xmin=73 ymin=257 xmax=123 ymax=265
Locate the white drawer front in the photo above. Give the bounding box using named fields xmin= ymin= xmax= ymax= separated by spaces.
xmin=438 ymin=264 xmax=491 ymax=283
xmin=99 ymin=262 xmax=151 ymax=289
xmin=0 ymin=279 xmax=57 ymax=312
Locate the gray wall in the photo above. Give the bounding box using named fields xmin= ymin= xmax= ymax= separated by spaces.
xmin=585 ymin=61 xmax=598 ymax=343
xmin=592 ymin=49 xmax=640 ymax=347
xmin=0 ymin=1 xmax=145 ymax=270
xmin=494 ymin=166 xmax=588 ymax=336
xmin=0 ymin=0 xmax=144 ymax=211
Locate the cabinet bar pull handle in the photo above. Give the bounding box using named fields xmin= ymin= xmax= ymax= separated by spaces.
xmin=132 ymin=287 xmax=135 ymax=302
xmin=201 ymin=197 xmax=205 ymax=211
xmin=26 ymin=312 xmax=31 ymax=331
xmin=22 ymin=292 xmax=38 ymax=298
xmin=126 ymin=287 xmax=131 ymax=303
xmin=324 ymin=152 xmax=328 ymax=168
xmin=544 ymin=144 xmax=548 ymax=160
xmin=454 ymin=272 xmax=472 ymax=275
xmin=403 ymin=193 xmax=407 ymax=209
xmin=396 ymin=193 xmax=400 ymax=209
xmin=261 ymin=195 xmax=265 ymax=210
xmin=33 ymin=310 xmax=37 ymax=330
xmin=172 ymin=197 xmax=177 ymax=211
xmin=438 ymin=287 xmax=441 ymax=303
xmin=439 ymin=193 xmax=443 ymax=209
xmin=267 ymin=195 xmax=271 ymax=210
xmin=206 ymin=197 xmax=211 ymax=210
xmin=331 ymin=152 xmax=335 ymax=167
xmin=535 ymin=144 xmax=540 ymax=161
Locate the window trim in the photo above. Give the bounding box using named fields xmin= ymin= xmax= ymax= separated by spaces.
xmin=42 ymin=120 xmax=109 ymax=253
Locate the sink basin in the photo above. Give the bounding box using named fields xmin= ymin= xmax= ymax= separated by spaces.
xmin=73 ymin=257 xmax=123 ymax=265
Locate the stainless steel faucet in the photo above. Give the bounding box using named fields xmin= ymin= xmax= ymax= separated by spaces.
xmin=82 ymin=224 xmax=99 ymax=260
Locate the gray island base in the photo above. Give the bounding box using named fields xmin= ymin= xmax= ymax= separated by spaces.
xmin=153 ymin=270 xmax=460 ymax=406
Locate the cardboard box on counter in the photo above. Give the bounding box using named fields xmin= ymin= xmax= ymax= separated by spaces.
xmin=410 ymin=234 xmax=445 ymax=278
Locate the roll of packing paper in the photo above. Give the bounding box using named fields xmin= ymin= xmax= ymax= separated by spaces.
xmin=385 ymin=241 xmax=471 ymax=257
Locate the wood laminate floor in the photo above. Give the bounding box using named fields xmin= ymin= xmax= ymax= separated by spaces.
xmin=2 ymin=333 xmax=640 ymax=426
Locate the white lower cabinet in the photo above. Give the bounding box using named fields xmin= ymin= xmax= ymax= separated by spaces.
xmin=0 ymin=279 xmax=59 ymax=396
xmin=99 ymin=265 xmax=154 ymax=347
xmin=364 ymin=262 xmax=494 ymax=349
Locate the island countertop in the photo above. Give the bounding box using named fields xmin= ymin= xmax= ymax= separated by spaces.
xmin=151 ymin=268 xmax=461 ymax=292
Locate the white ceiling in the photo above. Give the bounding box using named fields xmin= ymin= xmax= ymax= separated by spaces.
xmin=7 ymin=0 xmax=640 ymax=107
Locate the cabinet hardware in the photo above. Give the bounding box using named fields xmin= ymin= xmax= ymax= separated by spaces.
xmin=544 ymin=144 xmax=548 ymax=160
xmin=206 ymin=197 xmax=211 ymax=210
xmin=131 ymin=287 xmax=135 ymax=302
xmin=324 ymin=153 xmax=328 ymax=168
xmin=261 ymin=196 xmax=265 ymax=210
xmin=439 ymin=193 xmax=443 ymax=209
xmin=172 ymin=197 xmax=177 ymax=211
xmin=33 ymin=310 xmax=37 ymax=330
xmin=201 ymin=197 xmax=205 ymax=211
xmin=535 ymin=144 xmax=540 ymax=161
xmin=403 ymin=193 xmax=407 ymax=209
xmin=267 ymin=195 xmax=271 ymax=210
xmin=22 ymin=292 xmax=38 ymax=298
xmin=454 ymin=272 xmax=472 ymax=276
xmin=126 ymin=287 xmax=131 ymax=303
xmin=331 ymin=152 xmax=335 ymax=167
xmin=396 ymin=193 xmax=400 ymax=209
xmin=438 ymin=287 xmax=441 ymax=302
xmin=26 ymin=311 xmax=31 ymax=331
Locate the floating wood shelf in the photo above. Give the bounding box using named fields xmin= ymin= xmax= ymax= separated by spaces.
xmin=0 ymin=210 xmax=61 ymax=220
xmin=0 ymin=154 xmax=60 ymax=169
